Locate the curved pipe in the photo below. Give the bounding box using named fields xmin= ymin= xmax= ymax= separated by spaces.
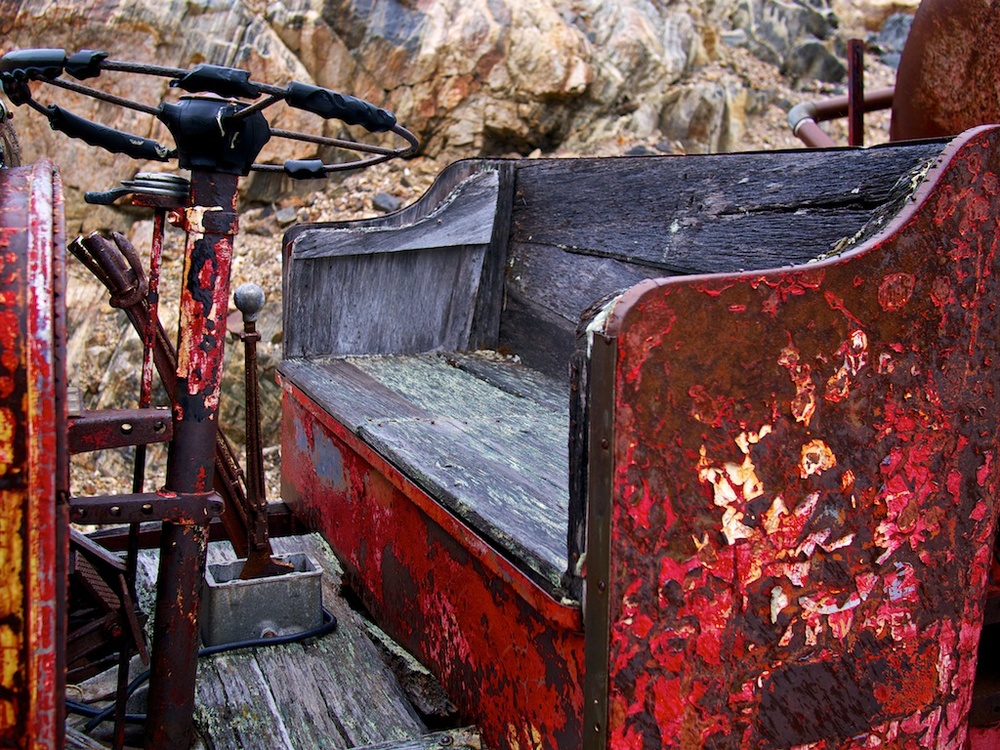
xmin=789 ymin=86 xmax=895 ymax=147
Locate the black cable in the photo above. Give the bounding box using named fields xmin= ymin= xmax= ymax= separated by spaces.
xmin=66 ymin=699 xmax=146 ymax=725
xmin=78 ymin=606 xmax=338 ymax=733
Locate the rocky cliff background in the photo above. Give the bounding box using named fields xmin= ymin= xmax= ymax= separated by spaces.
xmin=0 ymin=0 xmax=917 ymax=496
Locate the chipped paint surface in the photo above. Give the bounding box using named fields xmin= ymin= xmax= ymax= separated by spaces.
xmin=601 ymin=128 xmax=1000 ymax=747
xmin=146 ymin=171 xmax=240 ymax=749
xmin=0 ymin=162 xmax=63 ymax=749
xmin=281 ymin=383 xmax=585 ymax=750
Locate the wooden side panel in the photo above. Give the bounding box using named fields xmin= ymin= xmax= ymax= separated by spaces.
xmin=282 ymin=164 xmax=507 ymax=359
xmin=0 ymin=162 xmax=65 ymax=749
xmin=594 ymin=127 xmax=1000 ymax=747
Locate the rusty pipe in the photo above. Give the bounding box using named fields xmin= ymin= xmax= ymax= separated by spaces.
xmin=788 ymin=86 xmax=894 ymax=147
xmin=145 ymin=169 xmax=240 ymax=750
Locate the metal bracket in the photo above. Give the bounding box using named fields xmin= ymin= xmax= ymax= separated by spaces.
xmin=69 ymin=491 xmax=223 ymax=525
xmin=583 ymin=333 xmax=616 ymax=750
xmin=68 ymin=407 xmax=172 ymax=454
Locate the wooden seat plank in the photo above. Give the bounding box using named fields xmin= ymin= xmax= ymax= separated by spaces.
xmin=282 ymin=353 xmax=571 ymax=592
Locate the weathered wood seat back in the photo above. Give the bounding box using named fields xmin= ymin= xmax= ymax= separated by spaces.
xmin=283 ymin=144 xmax=943 ymax=367
xmin=282 ymin=162 xmax=509 ymax=359
xmin=498 ymin=144 xmax=940 ymax=377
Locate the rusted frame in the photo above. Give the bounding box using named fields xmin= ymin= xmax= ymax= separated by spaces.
xmin=67 ymin=407 xmax=172 ymax=453
xmin=70 ymin=231 xmax=254 ymax=558
xmin=583 ymin=331 xmax=616 ymax=750
xmin=69 ymin=491 xmax=223 ymax=525
xmin=0 ymin=161 xmax=65 ymax=749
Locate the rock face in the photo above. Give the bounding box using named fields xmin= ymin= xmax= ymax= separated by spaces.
xmin=1 ymin=0 xmax=868 ymax=227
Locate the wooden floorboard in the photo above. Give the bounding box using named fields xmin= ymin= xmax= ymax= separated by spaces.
xmin=89 ymin=532 xmax=481 ymax=750
xmin=189 ymin=534 xmax=427 ymax=749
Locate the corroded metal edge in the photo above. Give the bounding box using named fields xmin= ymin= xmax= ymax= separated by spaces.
xmin=0 ymin=160 xmax=63 ymax=749
xmin=583 ymin=332 xmax=616 ymax=750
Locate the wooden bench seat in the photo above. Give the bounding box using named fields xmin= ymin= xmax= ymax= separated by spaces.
xmin=280 ymin=142 xmax=945 ymax=599
xmin=279 ymin=130 xmax=1000 ymax=750
xmin=281 ymin=351 xmax=570 ymax=593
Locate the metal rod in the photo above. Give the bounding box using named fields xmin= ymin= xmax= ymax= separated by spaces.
xmin=230 ymin=284 xmax=290 ymax=580
xmin=229 ymin=94 xmax=283 ymax=121
xmin=135 ymin=207 xmax=166 ymax=490
xmin=46 ymin=76 xmax=161 ymax=117
xmin=114 ymin=206 xmax=167 ymax=748
xmin=237 ymin=286 xmax=265 ymax=518
xmin=268 ymin=127 xmax=402 ymax=156
xmin=848 ymin=39 xmax=865 ymax=147
xmin=251 ymin=154 xmax=395 ymax=174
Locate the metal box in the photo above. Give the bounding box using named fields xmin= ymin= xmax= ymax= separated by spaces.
xmin=200 ymin=553 xmax=323 ymax=646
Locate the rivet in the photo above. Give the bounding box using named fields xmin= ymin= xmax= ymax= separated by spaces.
xmin=120 ymin=422 xmax=133 ymax=435
xmin=110 ymin=506 xmax=121 ymax=516
xmin=601 ymin=439 xmax=609 ymax=450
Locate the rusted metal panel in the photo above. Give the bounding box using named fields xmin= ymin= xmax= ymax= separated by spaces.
xmin=890 ymin=0 xmax=1000 ymax=141
xmin=0 ymin=160 xmax=65 ymax=749
xmin=596 ymin=126 xmax=1000 ymax=747
xmin=280 ymin=380 xmax=585 ymax=750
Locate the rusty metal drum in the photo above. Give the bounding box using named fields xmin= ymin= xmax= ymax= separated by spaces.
xmin=890 ymin=0 xmax=1000 ymax=140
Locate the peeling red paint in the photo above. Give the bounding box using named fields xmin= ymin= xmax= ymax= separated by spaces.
xmin=878 ymin=273 xmax=916 ymax=310
xmin=600 ymin=128 xmax=1000 ymax=747
xmin=281 ymin=383 xmax=585 ymax=750
xmin=0 ymin=162 xmax=64 ymax=749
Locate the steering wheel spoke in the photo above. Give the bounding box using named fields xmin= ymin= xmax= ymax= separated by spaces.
xmin=0 ymin=47 xmax=419 ymax=179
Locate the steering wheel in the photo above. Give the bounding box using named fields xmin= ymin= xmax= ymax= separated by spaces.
xmin=0 ymin=48 xmax=419 ymax=183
